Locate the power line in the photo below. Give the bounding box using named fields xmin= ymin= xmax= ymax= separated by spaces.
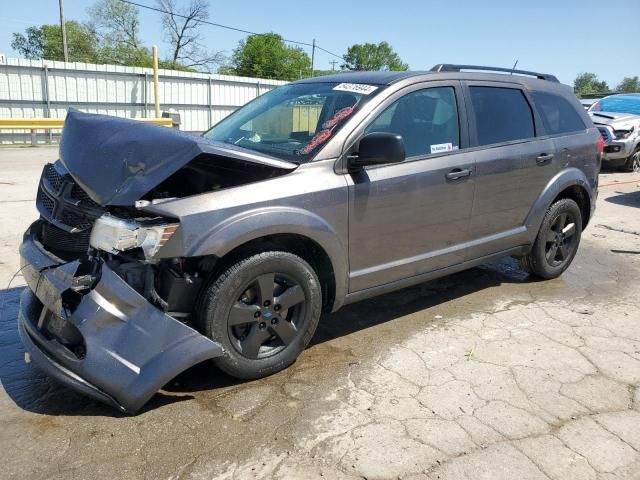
xmin=315 ymin=45 xmax=342 ymax=60
xmin=119 ymin=0 xmax=343 ymax=60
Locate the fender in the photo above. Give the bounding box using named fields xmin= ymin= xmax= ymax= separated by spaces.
xmin=524 ymin=167 xmax=595 ymax=243
xmin=185 ymin=206 xmax=349 ymax=312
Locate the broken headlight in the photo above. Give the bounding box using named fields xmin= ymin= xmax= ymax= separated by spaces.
xmin=89 ymin=214 xmax=178 ymax=260
xmin=613 ymin=127 xmax=634 ymax=140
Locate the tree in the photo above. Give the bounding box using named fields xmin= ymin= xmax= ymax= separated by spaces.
xmin=616 ymin=76 xmax=640 ymax=93
xmin=342 ymin=42 xmax=408 ymax=71
xmin=223 ymin=33 xmax=311 ymax=81
xmin=156 ymin=0 xmax=224 ymax=71
xmin=573 ymin=72 xmax=609 ymax=97
xmin=88 ymin=0 xmax=142 ymax=49
xmin=87 ymin=0 xmax=153 ymax=66
xmin=12 ymin=22 xmax=98 ymax=62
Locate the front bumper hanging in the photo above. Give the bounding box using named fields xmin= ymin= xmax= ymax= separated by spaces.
xmin=18 ymin=222 xmax=224 ymax=413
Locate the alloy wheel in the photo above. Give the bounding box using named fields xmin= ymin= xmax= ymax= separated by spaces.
xmin=227 ymin=273 xmax=306 ymax=359
xmin=544 ymin=212 xmax=577 ymax=267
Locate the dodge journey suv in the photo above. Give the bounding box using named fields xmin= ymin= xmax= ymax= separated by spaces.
xmin=18 ymin=64 xmax=601 ymax=413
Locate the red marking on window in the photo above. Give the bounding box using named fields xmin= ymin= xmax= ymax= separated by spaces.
xmin=322 ymin=106 xmax=355 ymax=129
xmin=301 ymin=129 xmax=333 ymax=155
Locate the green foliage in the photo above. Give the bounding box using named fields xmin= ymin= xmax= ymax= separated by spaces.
xmin=87 ymin=0 xmax=154 ymax=67
xmin=342 ymin=42 xmax=408 ymax=71
xmin=12 ymin=22 xmax=98 ymax=62
xmin=573 ymin=72 xmax=610 ymax=97
xmin=224 ymin=33 xmax=311 ymax=81
xmin=616 ymin=76 xmax=640 ymax=93
xmin=88 ymin=0 xmax=141 ymax=48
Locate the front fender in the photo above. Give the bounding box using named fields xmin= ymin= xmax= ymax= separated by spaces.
xmin=524 ymin=167 xmax=595 ymax=243
xmin=186 ymin=206 xmax=349 ymax=312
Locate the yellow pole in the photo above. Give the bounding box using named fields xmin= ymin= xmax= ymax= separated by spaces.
xmin=152 ymin=45 xmax=160 ymax=118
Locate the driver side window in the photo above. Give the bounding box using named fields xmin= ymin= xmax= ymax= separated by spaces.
xmin=365 ymin=87 xmax=460 ymax=157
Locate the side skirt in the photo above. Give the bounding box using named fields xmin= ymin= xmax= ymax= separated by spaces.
xmin=342 ymin=245 xmax=529 ymax=306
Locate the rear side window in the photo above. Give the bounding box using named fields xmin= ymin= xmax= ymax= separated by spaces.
xmin=531 ymin=91 xmax=586 ymax=135
xmin=469 ymin=87 xmax=534 ymax=146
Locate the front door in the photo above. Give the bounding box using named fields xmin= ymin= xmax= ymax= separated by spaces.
xmin=347 ymin=83 xmax=476 ymax=292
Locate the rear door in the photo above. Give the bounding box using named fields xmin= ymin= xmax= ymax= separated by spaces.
xmin=462 ymin=82 xmax=557 ymax=260
xmin=528 ymin=89 xmax=592 ymax=170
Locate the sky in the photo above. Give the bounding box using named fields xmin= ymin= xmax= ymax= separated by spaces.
xmin=1 ymin=0 xmax=639 ymax=87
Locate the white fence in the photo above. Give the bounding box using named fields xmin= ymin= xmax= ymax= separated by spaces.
xmin=0 ymin=57 xmax=287 ymax=141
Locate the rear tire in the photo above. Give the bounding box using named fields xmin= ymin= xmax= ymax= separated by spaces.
xmin=198 ymin=251 xmax=321 ymax=380
xmin=520 ymin=198 xmax=582 ymax=279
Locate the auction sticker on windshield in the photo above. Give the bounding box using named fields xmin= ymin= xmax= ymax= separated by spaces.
xmin=333 ymin=83 xmax=378 ymax=95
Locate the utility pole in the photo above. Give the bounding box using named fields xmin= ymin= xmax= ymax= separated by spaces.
xmin=330 ymin=60 xmax=338 ymax=71
xmin=152 ymin=46 xmax=160 ymax=118
xmin=58 ymin=0 xmax=69 ymax=62
xmin=310 ymin=38 xmax=316 ymax=77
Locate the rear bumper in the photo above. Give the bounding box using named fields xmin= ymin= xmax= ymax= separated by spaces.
xmin=18 ymin=221 xmax=224 ymax=413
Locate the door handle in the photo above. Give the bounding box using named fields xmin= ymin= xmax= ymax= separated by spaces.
xmin=446 ymin=168 xmax=472 ymax=180
xmin=536 ymin=153 xmax=554 ymax=166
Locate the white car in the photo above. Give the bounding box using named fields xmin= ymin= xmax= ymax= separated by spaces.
xmin=589 ymin=94 xmax=640 ymax=172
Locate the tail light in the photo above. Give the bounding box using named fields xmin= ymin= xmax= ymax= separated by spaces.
xmin=596 ymin=135 xmax=604 ymax=170
xmin=597 ymin=136 xmax=604 ymax=157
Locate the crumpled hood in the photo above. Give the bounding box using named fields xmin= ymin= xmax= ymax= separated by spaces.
xmin=589 ymin=111 xmax=640 ymax=130
xmin=59 ymin=110 xmax=297 ymax=206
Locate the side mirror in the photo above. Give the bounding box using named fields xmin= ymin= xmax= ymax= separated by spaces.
xmin=348 ymin=132 xmax=406 ymax=170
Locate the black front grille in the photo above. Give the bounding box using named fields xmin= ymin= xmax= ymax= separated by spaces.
xmin=37 ymin=188 xmax=55 ymax=215
xmin=71 ymin=184 xmax=100 ymax=208
xmin=61 ymin=210 xmax=93 ymax=230
xmin=43 ymin=163 xmax=64 ymax=191
xmin=41 ymin=222 xmax=92 ymax=253
xmin=36 ymin=163 xmax=104 ymax=255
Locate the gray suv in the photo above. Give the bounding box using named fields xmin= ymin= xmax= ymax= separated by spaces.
xmin=18 ymin=64 xmax=601 ymax=413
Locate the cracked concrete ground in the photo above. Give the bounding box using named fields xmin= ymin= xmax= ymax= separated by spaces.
xmin=1 ymin=147 xmax=639 ymax=480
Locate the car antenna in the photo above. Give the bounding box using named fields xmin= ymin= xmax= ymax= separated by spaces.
xmin=510 ymin=59 xmax=519 ymax=75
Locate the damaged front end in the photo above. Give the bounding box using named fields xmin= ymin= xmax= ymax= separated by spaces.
xmin=19 ymin=219 xmax=223 ymax=413
xmin=18 ymin=111 xmax=298 ymax=412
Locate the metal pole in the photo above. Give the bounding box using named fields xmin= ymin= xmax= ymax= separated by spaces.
xmin=43 ymin=65 xmax=52 ymax=143
xmin=58 ymin=0 xmax=69 ymax=62
xmin=152 ymin=46 xmax=160 ymax=118
xmin=208 ymin=77 xmax=213 ymax=127
xmin=310 ymin=39 xmax=316 ymax=77
xmin=143 ymin=72 xmax=148 ymax=118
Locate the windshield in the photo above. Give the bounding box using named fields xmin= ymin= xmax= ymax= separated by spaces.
xmin=203 ymin=82 xmax=382 ymax=162
xmin=590 ymin=95 xmax=640 ymax=115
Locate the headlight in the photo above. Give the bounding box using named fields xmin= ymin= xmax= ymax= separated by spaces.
xmin=614 ymin=127 xmax=634 ymax=139
xmin=89 ymin=214 xmax=178 ymax=259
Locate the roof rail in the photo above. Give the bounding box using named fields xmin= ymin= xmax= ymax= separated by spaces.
xmin=430 ymin=64 xmax=559 ymax=83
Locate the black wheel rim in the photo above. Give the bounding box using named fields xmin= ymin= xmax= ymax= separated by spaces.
xmin=544 ymin=212 xmax=578 ymax=267
xmin=227 ymin=273 xmax=306 ymax=359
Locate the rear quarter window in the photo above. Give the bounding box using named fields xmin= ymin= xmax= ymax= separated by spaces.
xmin=469 ymin=86 xmax=535 ymax=146
xmin=531 ymin=91 xmax=586 ymax=135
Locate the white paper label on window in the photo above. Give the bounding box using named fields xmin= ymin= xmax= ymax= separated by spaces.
xmin=430 ymin=142 xmax=453 ymax=154
xmin=333 ymin=83 xmax=378 ymax=95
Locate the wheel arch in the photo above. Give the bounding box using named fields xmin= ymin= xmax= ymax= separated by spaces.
xmin=525 ymin=167 xmax=595 ymax=242
xmin=185 ymin=207 xmax=348 ymax=312
xmin=210 ymin=233 xmax=338 ymax=313
xmin=551 ymin=184 xmax=591 ymax=230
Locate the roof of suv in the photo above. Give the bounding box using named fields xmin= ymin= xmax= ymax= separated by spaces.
xmin=295 ymin=64 xmax=561 ymax=87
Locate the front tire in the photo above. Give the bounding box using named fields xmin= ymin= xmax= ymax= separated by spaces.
xmin=198 ymin=251 xmax=322 ymax=379
xmin=623 ymin=146 xmax=640 ymax=173
xmin=521 ymin=198 xmax=583 ymax=279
